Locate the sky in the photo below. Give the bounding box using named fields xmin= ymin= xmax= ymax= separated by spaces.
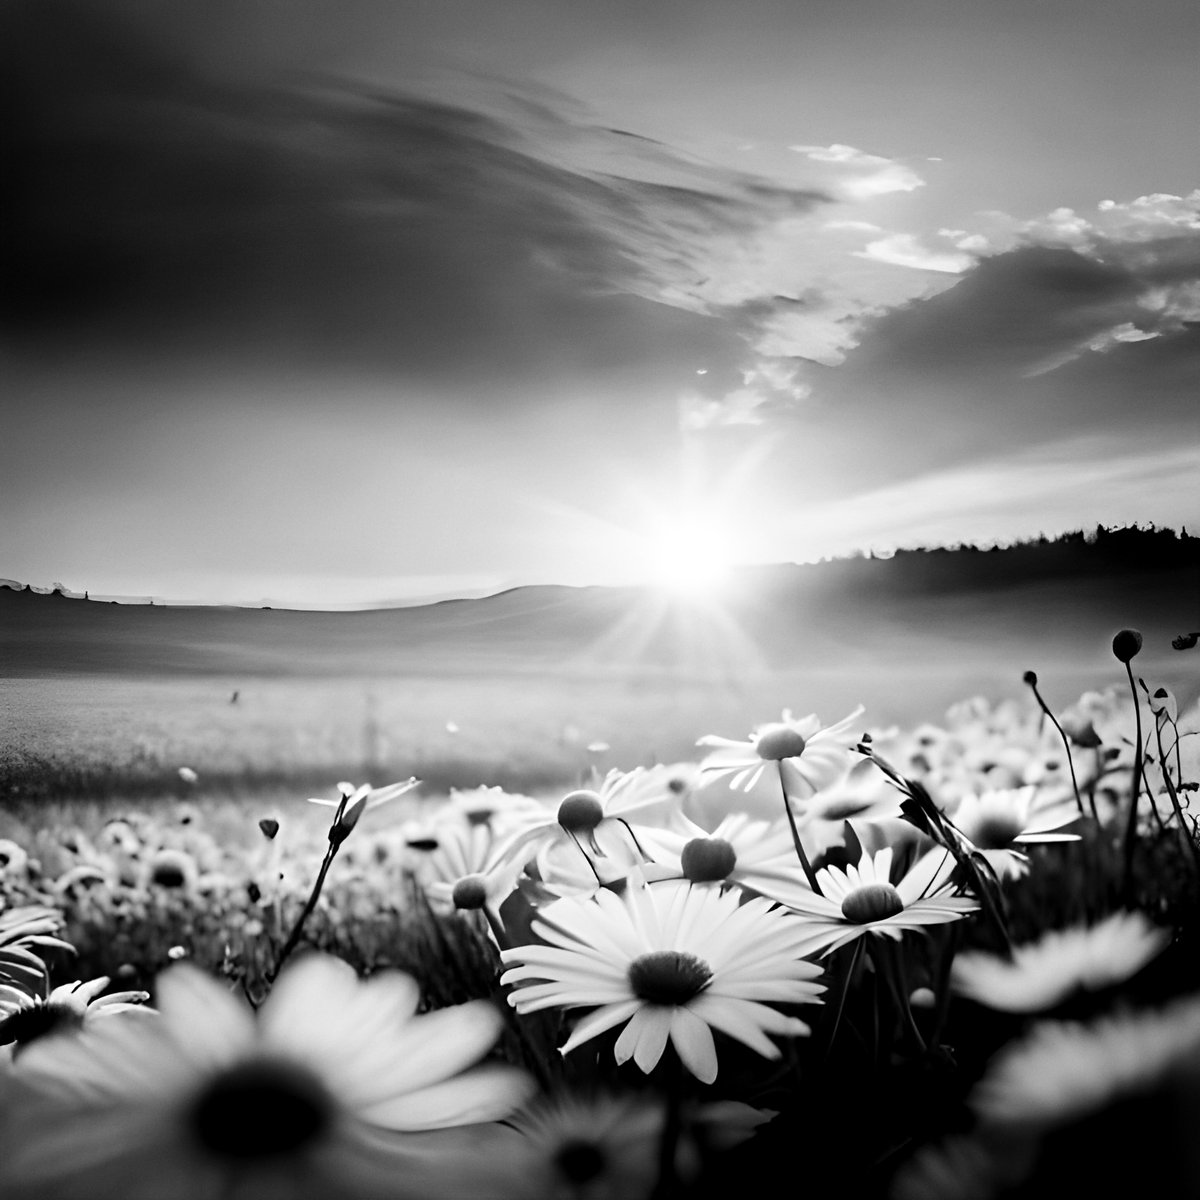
xmin=3 ymin=0 xmax=1198 ymax=606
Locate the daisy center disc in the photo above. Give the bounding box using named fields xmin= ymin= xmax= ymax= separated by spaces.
xmin=191 ymin=1058 xmax=333 ymax=1160
xmin=627 ymin=950 xmax=713 ymax=1005
xmin=755 ymin=726 xmax=807 ymax=761
xmin=840 ymin=883 xmax=904 ymax=924
xmin=971 ymin=813 xmax=1025 ymax=849
xmin=554 ymin=1139 xmax=606 ymax=1184
xmin=557 ymin=791 xmax=605 ymax=832
xmin=680 ymin=837 xmax=737 ymax=882
xmin=0 ymin=1002 xmax=85 ymax=1053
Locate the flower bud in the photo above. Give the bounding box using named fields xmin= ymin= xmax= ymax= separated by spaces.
xmin=1022 ymin=670 xmax=1038 ymax=687
xmin=258 ymin=818 xmax=280 ymax=840
xmin=1112 ymin=629 xmax=1143 ymax=663
xmin=557 ymin=790 xmax=604 ymax=832
xmin=451 ymin=875 xmax=489 ymax=910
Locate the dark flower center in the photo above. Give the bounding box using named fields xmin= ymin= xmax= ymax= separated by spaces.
xmin=628 ymin=950 xmax=713 ymax=1005
xmin=191 ymin=1059 xmax=332 ymax=1160
xmin=0 ymin=1002 xmax=85 ymax=1053
xmin=452 ymin=874 xmax=489 ymax=910
xmin=755 ymin=726 xmax=807 ymax=761
xmin=840 ymin=883 xmax=904 ymax=924
xmin=151 ymin=862 xmax=187 ymax=888
xmin=557 ymin=791 xmax=604 ymax=833
xmin=971 ymin=814 xmax=1024 ymax=850
xmin=680 ymin=838 xmax=737 ymax=882
xmin=555 ymin=1138 xmax=606 ymax=1184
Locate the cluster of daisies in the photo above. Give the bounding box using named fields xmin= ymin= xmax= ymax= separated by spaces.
xmin=1 ymin=632 xmax=1197 ymax=1199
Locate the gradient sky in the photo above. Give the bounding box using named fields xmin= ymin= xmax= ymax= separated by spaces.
xmin=4 ymin=0 xmax=1198 ymax=605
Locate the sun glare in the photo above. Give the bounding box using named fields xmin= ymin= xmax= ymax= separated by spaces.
xmin=640 ymin=511 xmax=736 ymax=600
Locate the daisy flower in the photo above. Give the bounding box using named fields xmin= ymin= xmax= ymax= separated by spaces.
xmin=0 ymin=976 xmax=149 ymax=1058
xmin=307 ymin=778 xmax=421 ymax=841
xmin=962 ymin=995 xmax=1200 ymax=1197
xmin=0 ymin=905 xmax=73 ymax=996
xmin=0 ymin=839 xmax=30 ymax=879
xmin=493 ymin=1091 xmax=667 ymax=1200
xmin=0 ymin=953 xmax=534 ymax=1200
xmin=438 ymin=786 xmax=548 ymax=839
xmin=778 ymin=845 xmax=979 ymax=958
xmin=419 ymin=820 xmax=522 ymax=932
xmin=490 ymin=1089 xmax=774 ymax=1200
xmin=946 ymin=785 xmax=1080 ymax=880
xmin=697 ymin=705 xmax=865 ymax=802
xmin=631 ymin=813 xmax=808 ymax=899
xmin=489 ymin=775 xmax=657 ymax=893
xmin=500 ymin=876 xmax=825 ymax=1084
xmin=950 ymin=911 xmax=1172 ymax=1013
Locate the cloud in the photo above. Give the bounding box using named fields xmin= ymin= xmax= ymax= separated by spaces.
xmin=679 ymin=359 xmax=810 ymax=429
xmin=853 ymin=233 xmax=973 ymax=273
xmin=788 ymin=437 xmax=1200 ymax=557
xmin=788 ymin=143 xmax=925 ymax=199
xmin=0 ymin=0 xmax=832 ymax=412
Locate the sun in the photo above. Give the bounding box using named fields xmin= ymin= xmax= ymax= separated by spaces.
xmin=638 ymin=510 xmax=737 ymax=600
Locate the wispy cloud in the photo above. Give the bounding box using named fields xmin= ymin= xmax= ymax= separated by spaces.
xmin=788 ymin=143 xmax=925 ymax=198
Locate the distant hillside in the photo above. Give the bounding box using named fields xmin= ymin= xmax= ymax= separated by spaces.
xmin=2 ymin=528 xmax=1196 ymax=682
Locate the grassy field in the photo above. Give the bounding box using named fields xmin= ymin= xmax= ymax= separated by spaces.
xmin=5 ymin=648 xmax=1195 ymax=808
xmin=4 ymin=538 xmax=1196 ymax=807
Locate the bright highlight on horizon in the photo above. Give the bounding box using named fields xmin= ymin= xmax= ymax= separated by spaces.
xmin=638 ymin=511 xmax=737 ymax=601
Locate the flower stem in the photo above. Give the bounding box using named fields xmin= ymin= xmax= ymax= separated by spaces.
xmin=778 ymin=764 xmax=822 ymax=895
xmin=823 ymin=939 xmax=864 ymax=1059
xmin=1121 ymin=661 xmax=1146 ymax=901
xmin=270 ymin=840 xmax=339 ymax=982
xmin=1153 ymin=715 xmax=1200 ymax=879
xmin=652 ymin=1048 xmax=685 ymax=1200
xmin=1024 ymin=676 xmax=1086 ymax=817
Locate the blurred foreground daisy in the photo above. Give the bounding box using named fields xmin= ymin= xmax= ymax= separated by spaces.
xmin=0 ymin=953 xmax=534 ymax=1200
xmin=779 ymin=845 xmax=979 ymax=958
xmin=972 ymin=992 xmax=1200 ymax=1128
xmin=958 ymin=994 xmax=1200 ymax=1197
xmin=950 ymin=910 xmax=1171 ymax=1013
xmin=500 ymin=876 xmax=825 ymax=1084
xmin=493 ymin=1090 xmax=775 ymax=1200
xmin=697 ymin=706 xmax=864 ymax=801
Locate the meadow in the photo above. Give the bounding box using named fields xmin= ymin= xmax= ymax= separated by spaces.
xmin=2 ymin=537 xmax=1199 ymax=1199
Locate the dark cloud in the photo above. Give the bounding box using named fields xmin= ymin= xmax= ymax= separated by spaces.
xmin=1 ymin=0 xmax=826 ymax=405
xmin=844 ymin=247 xmax=1144 ymax=380
xmin=756 ymin=237 xmax=1200 ymax=501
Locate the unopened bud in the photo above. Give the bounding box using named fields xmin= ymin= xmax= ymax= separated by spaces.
xmin=1112 ymin=629 xmax=1143 ymax=663
xmin=451 ymin=875 xmax=489 ymax=910
xmin=258 ymin=818 xmax=280 ymax=840
xmin=557 ymin=791 xmax=604 ymax=832
xmin=1022 ymin=670 xmax=1038 ymax=687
